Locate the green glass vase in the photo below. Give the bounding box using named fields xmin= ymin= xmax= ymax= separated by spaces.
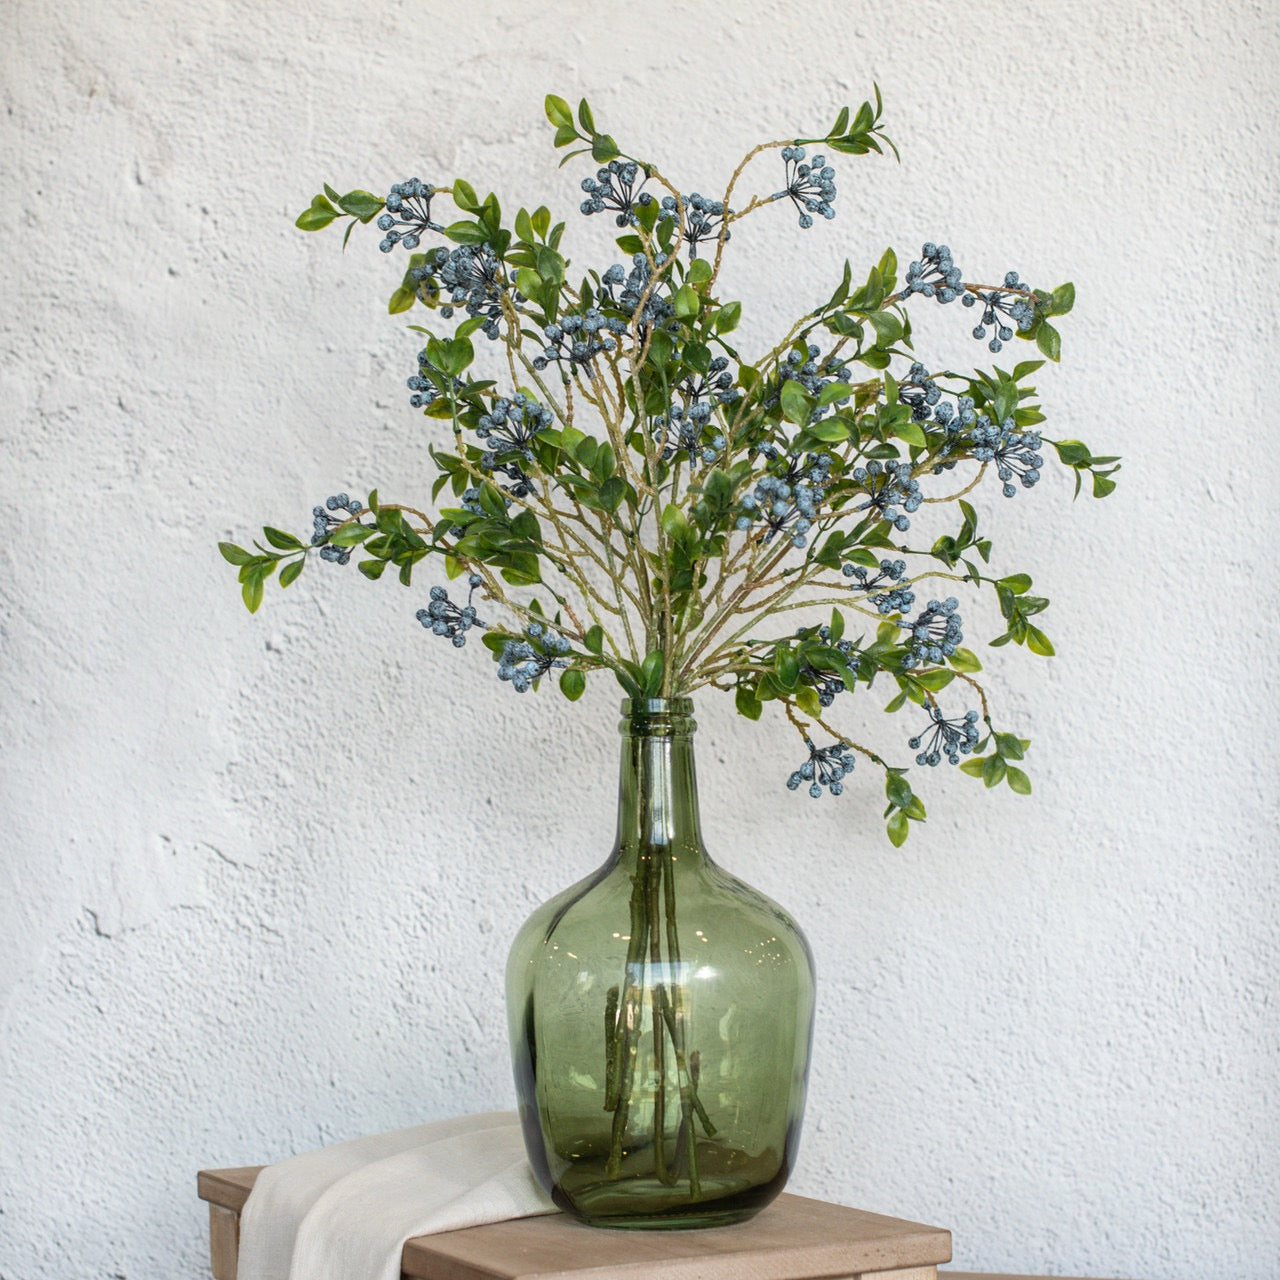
xmin=506 ymin=697 xmax=816 ymax=1229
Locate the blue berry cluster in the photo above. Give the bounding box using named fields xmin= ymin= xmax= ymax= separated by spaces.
xmin=653 ymin=358 xmax=737 ymax=465
xmin=496 ymin=622 xmax=572 ymax=693
xmin=899 ymin=362 xmax=941 ymax=422
xmin=406 ymin=359 xmax=465 ymax=411
xmin=901 ymin=597 xmax=963 ymax=669
xmin=898 ymin=364 xmax=979 ymax=474
xmin=476 ymin=394 xmax=553 ymax=471
xmin=799 ymin=624 xmax=857 ymax=706
xmin=786 ymin=738 xmax=856 ymax=798
xmin=775 ymin=345 xmax=851 ymax=421
xmin=655 ymin=401 xmax=725 ymax=465
xmin=686 ymin=355 xmax=739 ymax=406
xmin=532 ymin=309 xmax=626 ymax=372
xmin=311 ymin=493 xmax=364 ymax=563
xmin=844 ymin=557 xmax=915 ymax=615
xmin=851 ymin=460 xmax=922 ymax=532
xmin=963 ymin=271 xmax=1036 ymax=353
xmin=738 ymin=452 xmax=832 ymax=547
xmin=412 ymin=245 xmax=506 ymax=339
xmin=659 ymin=193 xmax=729 ymax=259
xmin=909 ymin=703 xmax=980 ymax=766
xmin=775 ymin=146 xmax=836 ymax=229
xmin=579 ymin=160 xmax=654 ymax=226
xmin=969 ymin=419 xmax=1044 ymax=497
xmin=376 ymin=178 xmax=442 ymax=252
xmin=416 ymin=576 xmax=485 ymax=649
xmin=597 ymin=255 xmax=677 ymax=334
xmin=903 ymin=243 xmax=964 ymax=303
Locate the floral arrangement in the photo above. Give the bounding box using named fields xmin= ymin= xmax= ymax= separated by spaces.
xmin=221 ymin=88 xmax=1117 ymax=844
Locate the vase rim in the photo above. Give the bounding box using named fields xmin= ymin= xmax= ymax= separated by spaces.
xmin=618 ymin=696 xmax=697 ymax=735
xmin=619 ymin=696 xmax=695 ymax=715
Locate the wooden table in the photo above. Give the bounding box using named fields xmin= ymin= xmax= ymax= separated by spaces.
xmin=198 ymin=1165 xmax=1129 ymax=1280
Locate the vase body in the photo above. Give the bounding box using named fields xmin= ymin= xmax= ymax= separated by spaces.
xmin=506 ymin=698 xmax=815 ymax=1229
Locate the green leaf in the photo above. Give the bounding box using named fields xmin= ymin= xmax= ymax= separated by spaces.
xmin=1054 ymin=439 xmax=1091 ymax=466
xmin=1050 ymin=282 xmax=1075 ymax=316
xmin=450 ymin=178 xmax=479 ymax=211
xmin=388 ymin=286 xmax=415 ymax=314
xmin=686 ymin=257 xmax=713 ymax=285
xmin=806 ymin=418 xmax=851 ymax=443
xmin=295 ymin=195 xmax=338 ymax=231
xmin=560 ymin=668 xmax=586 ymax=701
xmin=998 ymin=573 xmax=1032 ymax=594
xmin=337 ymin=189 xmax=384 ymax=220
xmin=1092 ymin=472 xmax=1117 ymax=498
xmin=829 ymin=105 xmax=851 ymax=138
xmin=577 ymin=98 xmax=596 ymax=133
xmin=714 ymin=301 xmax=742 ymax=334
xmin=358 ymin=559 xmax=387 ymax=580
xmin=885 ymin=771 xmax=913 ymax=809
xmin=995 ymin=732 xmax=1025 ymax=760
xmin=584 ymin=625 xmax=605 ymax=656
xmin=794 ymin=685 xmax=822 ymax=718
xmin=660 ymin=502 xmax=692 ymax=544
xmin=774 ymin=647 xmax=799 ymax=689
xmin=948 ymin=647 xmax=983 ymax=673
xmin=866 ymin=310 xmax=902 ymax=346
xmin=1005 ymin=766 xmax=1032 ymax=795
xmin=895 ymin=420 xmax=927 ymax=447
xmin=591 ymin=134 xmax=620 ymax=163
xmin=262 ymin=526 xmax=303 ymax=551
xmin=887 ymin=811 xmax=909 ymax=847
xmin=328 ymin=523 xmax=372 ymax=547
xmin=241 ymin=571 xmax=265 ymax=614
xmin=1036 ymin=320 xmax=1062 ymax=362
xmin=959 ymin=757 xmax=986 ymax=777
xmin=912 ymin=668 xmax=955 ymax=691
xmin=735 ymin=684 xmax=762 ymax=720
xmin=780 ymin=378 xmax=815 ymax=426
xmin=1025 ymin=624 xmax=1056 ymax=656
xmin=279 ymin=558 xmax=305 ymax=588
xmin=640 ymin=650 xmax=665 ymax=697
xmin=443 ymin=220 xmax=489 ymax=245
xmin=598 ymin=475 xmax=626 ymax=513
xmin=982 ymin=755 xmax=1007 ymax=788
xmin=673 ymin=285 xmax=700 ymax=320
xmin=219 ymin=542 xmax=253 ymax=566
xmin=544 ymin=94 xmax=574 ymax=129
xmin=515 ymin=266 xmax=543 ymax=298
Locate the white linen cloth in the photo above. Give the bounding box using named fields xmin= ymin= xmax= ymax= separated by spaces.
xmin=237 ymin=1111 xmax=558 ymax=1280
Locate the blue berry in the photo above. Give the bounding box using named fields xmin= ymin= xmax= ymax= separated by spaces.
xmin=909 ymin=704 xmax=981 ymax=766
xmin=775 ymin=146 xmax=837 ymax=229
xmin=901 ymin=598 xmax=963 ymax=669
xmin=658 ymin=192 xmax=730 ymax=260
xmin=578 ymin=159 xmax=655 ymax=227
xmin=375 ymin=179 xmax=442 ymax=253
xmin=415 ymin=578 xmax=487 ymax=648
xmin=903 ymin=242 xmax=963 ymax=303
xmin=786 ymin=738 xmax=856 ymax=798
xmin=851 ymin=459 xmax=922 ymax=532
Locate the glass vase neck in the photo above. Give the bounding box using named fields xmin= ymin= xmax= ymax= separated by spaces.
xmin=613 ymin=698 xmax=706 ymax=864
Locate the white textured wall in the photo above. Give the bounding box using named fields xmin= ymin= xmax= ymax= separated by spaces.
xmin=2 ymin=2 xmax=1277 ymax=1277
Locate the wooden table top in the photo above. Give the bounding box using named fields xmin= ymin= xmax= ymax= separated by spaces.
xmin=199 ymin=1165 xmax=1134 ymax=1280
xmin=200 ymin=1165 xmax=951 ymax=1279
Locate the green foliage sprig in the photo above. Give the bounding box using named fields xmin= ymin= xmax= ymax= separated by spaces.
xmin=221 ymin=88 xmax=1117 ymax=842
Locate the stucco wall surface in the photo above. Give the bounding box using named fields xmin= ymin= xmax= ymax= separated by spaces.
xmin=2 ymin=1 xmax=1277 ymax=1277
